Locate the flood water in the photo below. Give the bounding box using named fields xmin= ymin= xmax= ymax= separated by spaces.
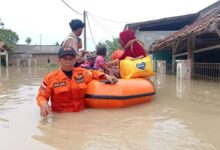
xmin=0 ymin=67 xmax=219 ymax=150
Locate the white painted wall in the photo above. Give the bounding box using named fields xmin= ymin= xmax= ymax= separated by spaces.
xmin=135 ymin=30 xmax=176 ymax=50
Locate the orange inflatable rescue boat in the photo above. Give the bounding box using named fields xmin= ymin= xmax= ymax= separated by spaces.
xmin=85 ymin=78 xmax=156 ymax=108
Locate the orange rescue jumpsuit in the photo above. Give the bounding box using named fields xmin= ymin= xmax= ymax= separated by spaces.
xmin=37 ymin=67 xmax=104 ymax=112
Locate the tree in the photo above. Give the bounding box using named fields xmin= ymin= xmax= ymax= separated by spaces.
xmin=0 ymin=18 xmax=4 ymax=29
xmin=98 ymin=37 xmax=120 ymax=60
xmin=0 ymin=28 xmax=19 ymax=52
xmin=25 ymin=37 xmax=32 ymax=45
xmin=55 ymin=42 xmax=59 ymax=46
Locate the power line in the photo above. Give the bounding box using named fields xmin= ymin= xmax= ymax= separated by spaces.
xmin=87 ymin=12 xmax=133 ymax=24
xmin=61 ymin=0 xmax=132 ymax=24
xmin=87 ymin=13 xmax=115 ymax=37
xmin=86 ymin=14 xmax=96 ymax=46
xmin=61 ymin=0 xmax=123 ymax=48
xmin=61 ymin=0 xmax=83 ymax=15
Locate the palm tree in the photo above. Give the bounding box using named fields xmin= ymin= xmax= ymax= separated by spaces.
xmin=25 ymin=37 xmax=32 ymax=45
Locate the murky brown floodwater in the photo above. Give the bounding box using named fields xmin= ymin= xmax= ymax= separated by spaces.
xmin=0 ymin=67 xmax=219 ymax=150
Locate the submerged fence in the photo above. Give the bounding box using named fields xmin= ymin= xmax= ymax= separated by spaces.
xmin=193 ymin=63 xmax=220 ymax=81
xmin=166 ymin=63 xmax=220 ymax=81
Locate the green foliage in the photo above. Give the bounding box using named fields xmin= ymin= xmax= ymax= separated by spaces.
xmin=0 ymin=29 xmax=19 ymax=52
xmin=97 ymin=37 xmax=120 ymax=60
xmin=25 ymin=37 xmax=32 ymax=45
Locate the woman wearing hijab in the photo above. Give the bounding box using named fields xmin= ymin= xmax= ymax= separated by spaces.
xmin=107 ymin=29 xmax=147 ymax=66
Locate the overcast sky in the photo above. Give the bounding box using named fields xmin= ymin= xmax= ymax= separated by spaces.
xmin=0 ymin=0 xmax=218 ymax=50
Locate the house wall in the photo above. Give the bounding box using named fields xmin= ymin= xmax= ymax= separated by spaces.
xmin=33 ymin=54 xmax=58 ymax=66
xmin=153 ymin=51 xmax=172 ymax=71
xmin=9 ymin=54 xmax=24 ymax=66
xmin=10 ymin=53 xmax=59 ymax=66
xmin=135 ymin=30 xmax=175 ymax=50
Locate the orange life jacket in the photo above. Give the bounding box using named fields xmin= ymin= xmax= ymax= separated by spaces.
xmin=37 ymin=67 xmax=103 ymax=112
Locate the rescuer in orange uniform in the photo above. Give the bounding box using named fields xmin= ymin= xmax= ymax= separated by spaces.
xmin=37 ymin=46 xmax=118 ymax=117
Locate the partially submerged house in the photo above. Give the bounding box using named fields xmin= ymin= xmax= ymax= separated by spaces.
xmin=11 ymin=45 xmax=60 ymax=66
xmin=125 ymin=1 xmax=220 ymax=80
xmin=151 ymin=1 xmax=220 ymax=68
xmin=125 ymin=13 xmax=198 ymax=70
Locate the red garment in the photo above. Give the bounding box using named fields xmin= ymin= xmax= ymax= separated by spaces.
xmin=119 ymin=29 xmax=147 ymax=60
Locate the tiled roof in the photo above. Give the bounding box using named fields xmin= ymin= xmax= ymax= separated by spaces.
xmin=150 ymin=1 xmax=220 ymax=50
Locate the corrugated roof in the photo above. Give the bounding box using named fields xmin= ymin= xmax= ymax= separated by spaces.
xmin=125 ymin=13 xmax=198 ymax=31
xmin=150 ymin=1 xmax=220 ymax=50
xmin=15 ymin=45 xmax=60 ymax=54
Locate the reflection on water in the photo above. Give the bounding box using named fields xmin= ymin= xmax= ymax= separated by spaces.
xmin=176 ymin=76 xmax=191 ymax=98
xmin=0 ymin=67 xmax=220 ymax=150
xmin=0 ymin=67 xmax=9 ymax=81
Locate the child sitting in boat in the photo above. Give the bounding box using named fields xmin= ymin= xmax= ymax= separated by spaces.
xmin=91 ymin=45 xmax=119 ymax=77
xmin=93 ymin=45 xmax=107 ymax=70
xmin=80 ymin=45 xmax=106 ymax=70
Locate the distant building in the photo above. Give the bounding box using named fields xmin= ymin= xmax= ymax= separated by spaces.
xmin=10 ymin=45 xmax=60 ymax=66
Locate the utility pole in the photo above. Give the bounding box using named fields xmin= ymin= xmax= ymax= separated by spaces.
xmin=83 ymin=11 xmax=87 ymax=50
xmin=40 ymin=34 xmax=42 ymax=51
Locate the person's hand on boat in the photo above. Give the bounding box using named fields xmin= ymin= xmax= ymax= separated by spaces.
xmin=103 ymin=74 xmax=118 ymax=84
xmin=40 ymin=102 xmax=51 ymax=117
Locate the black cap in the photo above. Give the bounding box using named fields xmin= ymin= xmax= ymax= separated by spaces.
xmin=69 ymin=19 xmax=85 ymax=31
xmin=58 ymin=47 xmax=77 ymax=58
